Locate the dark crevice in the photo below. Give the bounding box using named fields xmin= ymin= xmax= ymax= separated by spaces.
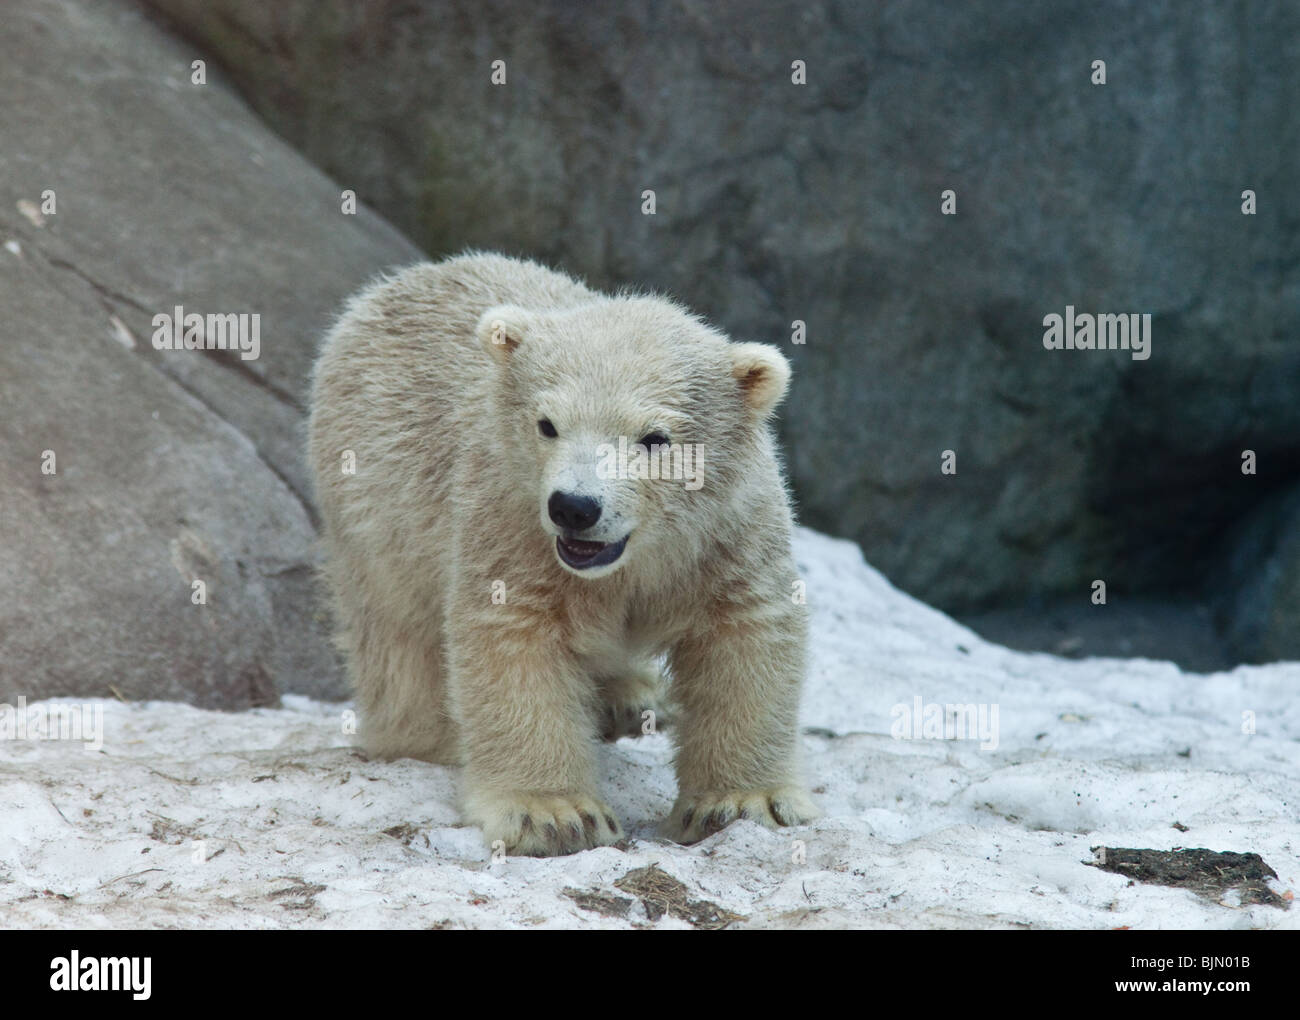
xmin=44 ymin=256 xmax=154 ymax=316
xmin=150 ymin=361 xmax=320 ymax=531
xmin=194 ymin=345 xmax=305 ymax=415
xmin=28 ymin=240 xmax=320 ymax=531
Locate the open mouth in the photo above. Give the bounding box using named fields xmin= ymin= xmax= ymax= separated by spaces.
xmin=556 ymin=534 xmax=629 ymax=570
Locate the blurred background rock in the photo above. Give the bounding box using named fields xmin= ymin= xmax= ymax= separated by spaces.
xmin=2 ymin=0 xmax=1296 ymax=705
xmin=0 ymin=0 xmax=419 ymax=707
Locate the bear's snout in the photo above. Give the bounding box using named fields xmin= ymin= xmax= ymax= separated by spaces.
xmin=548 ymin=490 xmax=602 ymax=532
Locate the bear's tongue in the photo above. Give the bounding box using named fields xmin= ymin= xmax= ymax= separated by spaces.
xmin=559 ymin=537 xmax=606 ymax=557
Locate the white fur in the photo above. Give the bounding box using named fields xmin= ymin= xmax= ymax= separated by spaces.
xmin=307 ymin=252 xmax=818 ymax=856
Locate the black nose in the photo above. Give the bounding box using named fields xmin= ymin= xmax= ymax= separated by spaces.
xmin=548 ymin=491 xmax=601 ymax=531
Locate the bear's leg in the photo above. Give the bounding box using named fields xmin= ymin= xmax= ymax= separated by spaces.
xmin=595 ymin=658 xmax=675 ymax=741
xmin=664 ymin=613 xmax=820 ymax=843
xmin=348 ymin=614 xmax=460 ymax=765
xmin=446 ymin=606 xmax=624 ymax=856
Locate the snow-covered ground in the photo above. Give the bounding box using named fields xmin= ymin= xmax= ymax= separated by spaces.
xmin=2 ymin=528 xmax=1296 ymax=928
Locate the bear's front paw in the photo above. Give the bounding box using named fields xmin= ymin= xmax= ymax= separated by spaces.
xmin=666 ymin=786 xmax=820 ymax=844
xmin=468 ymin=790 xmax=624 ymax=857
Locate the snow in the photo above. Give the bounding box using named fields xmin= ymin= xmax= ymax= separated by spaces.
xmin=1 ymin=527 xmax=1296 ymax=928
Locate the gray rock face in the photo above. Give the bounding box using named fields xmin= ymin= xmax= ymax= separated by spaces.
xmin=1214 ymin=482 xmax=1300 ymax=665
xmin=142 ymin=0 xmax=1300 ymax=633
xmin=0 ymin=0 xmax=421 ymax=707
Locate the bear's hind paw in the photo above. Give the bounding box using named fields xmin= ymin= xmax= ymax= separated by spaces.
xmin=599 ymin=698 xmax=674 ymax=741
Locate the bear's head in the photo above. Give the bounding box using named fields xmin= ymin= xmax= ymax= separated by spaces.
xmin=476 ymin=296 xmax=790 ymax=579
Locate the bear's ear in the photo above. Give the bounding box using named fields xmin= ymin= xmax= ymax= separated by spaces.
xmin=729 ymin=342 xmax=791 ymax=418
xmin=477 ymin=305 xmax=531 ymax=360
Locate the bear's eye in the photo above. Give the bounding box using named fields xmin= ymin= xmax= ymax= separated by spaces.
xmin=638 ymin=432 xmax=669 ymax=449
xmin=538 ymin=419 xmax=558 ymax=438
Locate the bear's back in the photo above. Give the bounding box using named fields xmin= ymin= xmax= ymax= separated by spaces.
xmin=312 ymin=251 xmax=596 ymax=420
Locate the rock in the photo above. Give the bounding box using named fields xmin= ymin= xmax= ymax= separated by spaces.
xmin=0 ymin=0 xmax=422 ymax=707
xmin=1213 ymin=482 xmax=1300 ymax=664
xmin=958 ymin=597 xmax=1233 ymax=674
xmin=140 ymin=0 xmax=1300 ymax=620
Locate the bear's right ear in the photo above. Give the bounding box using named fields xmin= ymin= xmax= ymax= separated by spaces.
xmin=476 ymin=305 xmax=531 ymax=360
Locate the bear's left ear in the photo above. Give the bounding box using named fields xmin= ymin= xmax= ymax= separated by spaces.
xmin=477 ymin=304 xmax=531 ymax=361
xmin=729 ymin=342 xmax=791 ymax=418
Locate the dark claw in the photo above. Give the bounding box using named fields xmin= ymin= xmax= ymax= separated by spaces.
xmin=703 ymin=810 xmax=727 ymax=835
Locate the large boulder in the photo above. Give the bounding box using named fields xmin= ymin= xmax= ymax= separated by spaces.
xmin=1214 ymin=482 xmax=1300 ymax=664
xmin=0 ymin=0 xmax=422 ymax=707
xmin=142 ymin=0 xmax=1300 ymax=621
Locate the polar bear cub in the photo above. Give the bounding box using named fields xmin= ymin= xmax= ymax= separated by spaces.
xmin=308 ymin=252 xmax=818 ymax=856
